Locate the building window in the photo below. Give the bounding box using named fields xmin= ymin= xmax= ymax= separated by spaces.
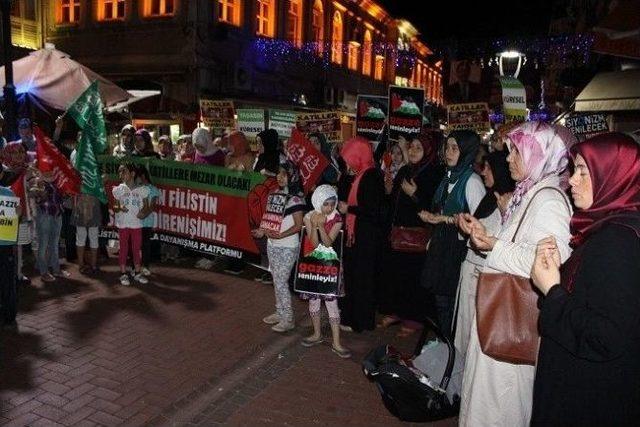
xmin=362 ymin=30 xmax=372 ymax=76
xmin=312 ymin=0 xmax=323 ymax=56
xmin=144 ymin=0 xmax=175 ymax=17
xmin=256 ymin=0 xmax=275 ymax=37
xmin=56 ymin=0 xmax=80 ymax=24
xmin=12 ymin=0 xmax=37 ymax=20
xmin=219 ymin=0 xmax=241 ymax=26
xmin=99 ymin=0 xmax=125 ymax=20
xmin=348 ymin=41 xmax=359 ymax=71
xmin=374 ymin=55 xmax=384 ymax=80
xmin=331 ymin=11 xmax=342 ymax=64
xmin=286 ymin=0 xmax=302 ymax=47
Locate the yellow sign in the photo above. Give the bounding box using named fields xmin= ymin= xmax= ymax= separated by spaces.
xmin=0 ymin=195 xmax=20 ymax=243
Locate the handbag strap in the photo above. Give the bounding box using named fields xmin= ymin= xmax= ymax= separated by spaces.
xmin=510 ymin=186 xmax=571 ymax=243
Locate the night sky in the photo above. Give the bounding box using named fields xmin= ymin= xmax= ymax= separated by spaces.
xmin=379 ymin=0 xmax=558 ymax=42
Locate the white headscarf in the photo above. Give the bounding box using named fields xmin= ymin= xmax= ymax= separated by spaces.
xmin=311 ymin=184 xmax=338 ymax=221
xmin=192 ymin=127 xmax=218 ymax=157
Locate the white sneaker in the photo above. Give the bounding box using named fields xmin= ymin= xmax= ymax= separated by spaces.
xmin=271 ymin=321 xmax=295 ymax=333
xmin=141 ymin=267 xmax=152 ymax=276
xmin=262 ymin=313 xmax=280 ymax=325
xmin=134 ymin=273 xmax=149 ymax=284
xmin=119 ymin=274 xmax=131 ymax=286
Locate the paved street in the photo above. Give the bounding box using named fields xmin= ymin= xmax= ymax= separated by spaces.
xmin=0 ymin=256 xmax=457 ymax=426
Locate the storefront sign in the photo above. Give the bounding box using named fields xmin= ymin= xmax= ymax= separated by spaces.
xmin=296 ymin=111 xmax=342 ymax=143
xmin=356 ymin=95 xmax=388 ymax=141
xmin=200 ymin=99 xmax=236 ymax=136
xmin=388 ymin=86 xmax=425 ymax=141
xmin=447 ymin=102 xmax=491 ymax=132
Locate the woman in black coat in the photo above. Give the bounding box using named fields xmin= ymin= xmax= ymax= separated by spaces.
xmin=378 ymin=132 xmax=444 ymax=336
xmin=530 ymin=133 xmax=640 ymax=427
xmin=337 ymin=136 xmax=385 ymax=333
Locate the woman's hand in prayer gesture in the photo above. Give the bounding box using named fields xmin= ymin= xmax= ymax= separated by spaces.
xmin=531 ymin=237 xmax=561 ymax=295
xmin=401 ymin=178 xmax=417 ymax=197
xmin=457 ymin=213 xmax=476 ymax=235
xmin=470 ymin=222 xmax=496 ymax=251
xmin=310 ymin=212 xmax=326 ymax=228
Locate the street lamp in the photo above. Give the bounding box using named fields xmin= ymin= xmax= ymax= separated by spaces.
xmin=1 ymin=0 xmax=18 ymax=140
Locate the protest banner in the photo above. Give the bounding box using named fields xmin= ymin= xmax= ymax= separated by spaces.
xmin=388 ymin=85 xmax=425 ymax=141
xmin=268 ymin=110 xmax=298 ymax=139
xmin=565 ymin=113 xmax=609 ymax=139
xmin=447 ymin=102 xmax=490 ymax=133
xmin=98 ymin=156 xmax=269 ymax=259
xmin=0 ymin=194 xmax=20 ymax=243
xmin=34 ymin=127 xmax=82 ymax=197
xmin=285 ymin=129 xmax=330 ymax=193
xmin=237 ymin=109 xmax=266 ymax=141
xmin=294 ymin=228 xmax=344 ymax=297
xmin=499 ymin=77 xmax=527 ymax=123
xmin=356 ymin=95 xmax=388 ymax=141
xmin=259 ymin=192 xmax=287 ymax=232
xmin=200 ymin=99 xmax=235 ymax=136
xmin=296 ymin=111 xmax=341 ymax=143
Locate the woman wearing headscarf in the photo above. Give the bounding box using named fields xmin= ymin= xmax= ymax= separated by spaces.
xmin=454 ymin=151 xmax=515 ymax=358
xmin=133 ymin=129 xmax=159 ymax=158
xmin=530 ymin=133 xmax=640 ymax=427
xmin=419 ymin=130 xmax=485 ymax=337
xmin=255 ymin=160 xmax=306 ymax=333
xmin=254 ymin=129 xmax=280 ymax=176
xmin=337 ymin=137 xmax=385 ymax=333
xmin=113 ymin=124 xmax=135 ymax=157
xmin=225 ymin=131 xmax=255 ymax=172
xmin=458 ymin=121 xmax=575 ymax=427
xmin=192 ymin=127 xmax=225 ymax=166
xmin=378 ymin=132 xmax=445 ymax=337
xmin=309 ymin=132 xmax=340 ymax=186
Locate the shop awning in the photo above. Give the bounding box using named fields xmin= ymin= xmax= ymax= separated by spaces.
xmin=574 ymin=69 xmax=640 ymax=112
xmin=105 ymin=90 xmax=161 ymax=113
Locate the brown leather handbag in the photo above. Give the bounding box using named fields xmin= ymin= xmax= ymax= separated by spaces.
xmin=389 ymin=225 xmax=431 ymax=253
xmin=476 ymin=187 xmax=570 ymax=365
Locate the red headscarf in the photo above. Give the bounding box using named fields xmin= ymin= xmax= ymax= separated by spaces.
xmin=341 ymin=137 xmax=375 ymax=246
xmin=569 ymin=132 xmax=640 ymax=247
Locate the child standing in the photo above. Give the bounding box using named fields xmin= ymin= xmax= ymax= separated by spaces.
xmin=253 ymin=160 xmax=305 ymax=333
xmin=298 ymin=185 xmax=351 ymax=358
xmin=135 ymin=165 xmax=159 ymax=276
xmin=73 ymin=193 xmax=102 ymax=274
xmin=112 ymin=163 xmax=149 ymax=286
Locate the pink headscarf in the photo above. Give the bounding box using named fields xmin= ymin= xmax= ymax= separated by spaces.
xmin=341 ymin=137 xmax=375 ymax=246
xmin=502 ymin=121 xmax=572 ymax=223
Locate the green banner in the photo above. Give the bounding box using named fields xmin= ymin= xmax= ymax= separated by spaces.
xmin=67 ymin=81 xmax=108 ymax=202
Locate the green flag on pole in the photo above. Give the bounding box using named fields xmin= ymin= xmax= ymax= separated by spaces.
xmin=66 ymin=81 xmax=108 ymax=203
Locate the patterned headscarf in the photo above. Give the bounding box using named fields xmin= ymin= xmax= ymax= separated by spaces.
xmin=502 ymin=121 xmax=571 ymax=223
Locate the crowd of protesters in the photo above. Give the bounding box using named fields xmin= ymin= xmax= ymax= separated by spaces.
xmin=2 ymin=112 xmax=640 ymax=425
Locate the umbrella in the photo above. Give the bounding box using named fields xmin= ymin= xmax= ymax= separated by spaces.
xmin=0 ymin=43 xmax=132 ymax=111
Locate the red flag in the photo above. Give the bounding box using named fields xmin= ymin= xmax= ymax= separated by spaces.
xmin=34 ymin=126 xmax=81 ymax=196
xmin=285 ymin=129 xmax=330 ymax=194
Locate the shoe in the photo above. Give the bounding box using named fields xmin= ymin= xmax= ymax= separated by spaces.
xmin=119 ymin=274 xmax=131 ymax=286
xmin=41 ymin=273 xmax=56 ymax=283
xmin=260 ymin=273 xmax=273 ymax=285
xmin=54 ymin=270 xmax=71 ymax=278
xmin=331 ymin=345 xmax=352 ymax=359
xmin=141 ymin=267 xmax=152 ymax=277
xmin=18 ymin=276 xmax=31 ymax=286
xmin=339 ymin=325 xmax=353 ymax=333
xmin=134 ymin=273 xmax=149 ymax=284
xmin=271 ymin=321 xmax=295 ymax=333
xmin=262 ymin=313 xmax=280 ymax=325
xmin=79 ymin=265 xmax=91 ymax=275
xmin=301 ymin=336 xmax=324 ymax=347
